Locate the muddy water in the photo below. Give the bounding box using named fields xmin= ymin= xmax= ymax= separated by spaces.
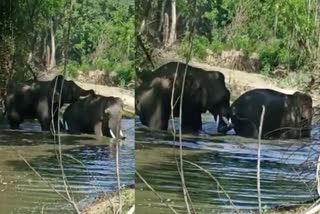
xmin=135 ymin=114 xmax=320 ymax=214
xmin=0 ymin=119 xmax=134 ymax=213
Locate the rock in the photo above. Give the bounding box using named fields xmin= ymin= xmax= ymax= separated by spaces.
xmin=249 ymin=52 xmax=261 ymax=72
xmin=76 ymin=70 xmax=107 ymax=85
xmin=107 ymin=71 xmax=118 ymax=85
xmin=220 ymin=49 xmax=261 ymax=73
xmin=272 ymin=65 xmax=288 ymax=78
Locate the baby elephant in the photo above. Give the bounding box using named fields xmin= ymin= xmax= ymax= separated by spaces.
xmin=62 ymin=94 xmax=125 ymax=139
xmin=230 ymin=89 xmax=313 ymax=139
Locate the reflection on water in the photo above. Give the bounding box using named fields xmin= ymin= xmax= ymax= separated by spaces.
xmin=136 ymin=115 xmax=320 ymax=214
xmin=0 ymin=119 xmax=134 ymax=213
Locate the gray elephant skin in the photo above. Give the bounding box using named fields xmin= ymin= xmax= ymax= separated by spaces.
xmin=136 ymin=61 xmax=231 ymax=133
xmin=230 ymin=89 xmax=313 ymax=139
xmin=5 ymin=75 xmax=94 ymax=131
xmin=62 ymin=94 xmax=125 ymax=139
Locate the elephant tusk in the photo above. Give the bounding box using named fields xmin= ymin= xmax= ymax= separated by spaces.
xmin=110 ymin=129 xmax=116 ymax=139
xmin=216 ymin=115 xmax=220 ymax=133
xmin=120 ymin=130 xmax=124 ymax=138
xmin=64 ymin=121 xmax=69 ymax=131
xmin=222 ymin=116 xmax=231 ymax=127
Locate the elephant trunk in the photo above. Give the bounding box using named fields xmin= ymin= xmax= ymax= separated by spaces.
xmin=216 ymin=115 xmax=233 ymax=134
xmin=212 ymin=104 xmax=233 ymax=134
xmin=106 ymin=114 xmax=125 ymax=140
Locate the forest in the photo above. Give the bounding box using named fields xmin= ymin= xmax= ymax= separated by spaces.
xmin=137 ymin=0 xmax=320 ymax=92
xmin=0 ymin=0 xmax=134 ymax=89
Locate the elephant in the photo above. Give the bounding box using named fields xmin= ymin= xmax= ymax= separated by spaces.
xmin=229 ymin=89 xmax=313 ymax=139
xmin=4 ymin=75 xmax=94 ymax=131
xmin=136 ymin=61 xmax=232 ymax=133
xmin=62 ymin=94 xmax=125 ymax=139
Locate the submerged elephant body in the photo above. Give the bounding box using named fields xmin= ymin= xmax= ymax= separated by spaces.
xmin=136 ymin=61 xmax=231 ymax=133
xmin=62 ymin=94 xmax=125 ymax=139
xmin=5 ymin=75 xmax=94 ymax=131
xmin=230 ymin=89 xmax=313 ymax=139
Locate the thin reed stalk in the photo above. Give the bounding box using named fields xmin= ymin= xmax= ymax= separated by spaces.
xmin=116 ymin=140 xmax=122 ymax=214
xmin=184 ymin=160 xmax=241 ymax=214
xmin=257 ymin=105 xmax=266 ymax=214
xmin=135 ymin=170 xmax=179 ymax=214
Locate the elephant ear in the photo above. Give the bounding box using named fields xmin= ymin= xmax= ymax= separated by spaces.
xmin=293 ymin=92 xmax=313 ymax=121
xmin=293 ymin=92 xmax=312 ymax=107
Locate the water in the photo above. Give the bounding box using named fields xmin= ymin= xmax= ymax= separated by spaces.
xmin=0 ymin=118 xmax=134 ymax=213
xmin=135 ymin=114 xmax=320 ymax=213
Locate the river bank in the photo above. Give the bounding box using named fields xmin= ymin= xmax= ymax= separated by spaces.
xmin=81 ymin=187 xmax=134 ymax=214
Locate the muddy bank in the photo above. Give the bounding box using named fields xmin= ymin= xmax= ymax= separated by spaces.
xmin=81 ymin=188 xmax=134 ymax=214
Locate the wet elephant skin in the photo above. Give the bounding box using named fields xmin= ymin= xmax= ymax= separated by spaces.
xmin=62 ymin=94 xmax=125 ymax=139
xmin=230 ymin=89 xmax=313 ymax=139
xmin=5 ymin=75 xmax=94 ymax=131
xmin=136 ymin=61 xmax=231 ymax=133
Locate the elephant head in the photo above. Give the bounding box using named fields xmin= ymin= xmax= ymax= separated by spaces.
xmin=292 ymin=92 xmax=313 ymax=136
xmin=49 ymin=75 xmax=95 ymax=105
xmin=185 ymin=72 xmax=232 ymax=133
xmin=103 ymin=97 xmax=125 ymax=139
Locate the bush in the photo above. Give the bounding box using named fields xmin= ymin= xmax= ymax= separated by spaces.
xmin=256 ymin=39 xmax=282 ymax=74
xmin=192 ymin=36 xmax=210 ymax=60
xmin=65 ymin=61 xmax=80 ymax=78
xmin=210 ymin=40 xmax=225 ymax=53
xmin=228 ymin=35 xmax=252 ymax=52
xmin=114 ymin=62 xmax=135 ymax=87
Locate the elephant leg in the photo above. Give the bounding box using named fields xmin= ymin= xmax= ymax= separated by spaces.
xmin=7 ymin=110 xmax=23 ymax=129
xmin=65 ymin=120 xmax=81 ymax=135
xmin=94 ymin=122 xmax=103 ymax=137
xmin=160 ymin=112 xmax=170 ymax=130
xmin=37 ymin=111 xmax=51 ymax=131
xmin=147 ymin=102 xmax=170 ymax=130
xmin=39 ymin=117 xmax=51 ymax=131
xmin=234 ymin=119 xmax=259 ymax=138
xmin=181 ymin=107 xmax=202 ymax=132
xmin=50 ymin=104 xmax=61 ymax=132
xmin=36 ymin=100 xmax=52 ymax=131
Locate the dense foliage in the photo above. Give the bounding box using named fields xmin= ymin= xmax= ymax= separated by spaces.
xmin=0 ymin=0 xmax=134 ymax=87
xmin=137 ymin=0 xmax=320 ymax=81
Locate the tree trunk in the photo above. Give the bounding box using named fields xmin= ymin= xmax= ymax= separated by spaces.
xmin=167 ymin=0 xmax=177 ymax=47
xmin=139 ymin=19 xmax=146 ymax=34
xmin=49 ymin=18 xmax=56 ymax=70
xmin=163 ymin=13 xmax=169 ymax=44
xmin=0 ymin=36 xmax=14 ymax=88
xmin=158 ymin=0 xmax=168 ymax=32
xmin=46 ymin=44 xmax=51 ymax=68
xmin=41 ymin=32 xmax=48 ymax=68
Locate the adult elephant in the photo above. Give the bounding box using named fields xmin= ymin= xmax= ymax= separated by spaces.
xmin=230 ymin=89 xmax=313 ymax=139
xmin=136 ymin=61 xmax=231 ymax=133
xmin=5 ymin=75 xmax=94 ymax=131
xmin=62 ymin=94 xmax=125 ymax=139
